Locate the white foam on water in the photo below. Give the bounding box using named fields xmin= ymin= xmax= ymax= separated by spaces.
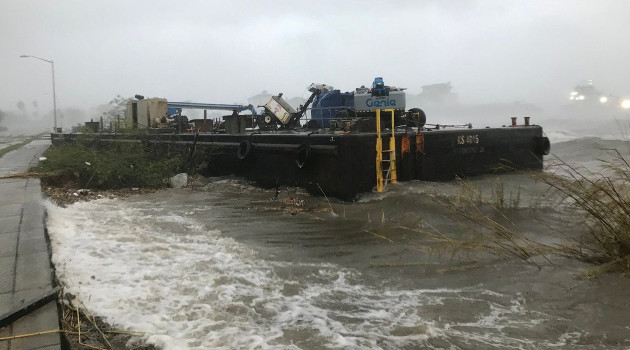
xmin=46 ymin=198 xmax=580 ymax=349
xmin=546 ymin=129 xmax=584 ymax=143
xmin=546 ymin=128 xmax=630 ymax=144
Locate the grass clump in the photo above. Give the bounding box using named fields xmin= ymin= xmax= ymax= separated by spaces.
xmin=412 ymin=147 xmax=630 ymax=274
xmin=31 ymin=139 xmax=188 ymax=189
xmin=419 ymin=179 xmax=553 ymax=264
xmin=541 ymin=150 xmax=630 ymax=270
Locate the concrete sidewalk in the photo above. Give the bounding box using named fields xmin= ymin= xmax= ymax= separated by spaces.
xmin=0 ymin=138 xmax=61 ymax=350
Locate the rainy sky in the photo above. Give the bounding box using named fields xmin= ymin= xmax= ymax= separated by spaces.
xmin=1 ymin=0 xmax=629 ymax=121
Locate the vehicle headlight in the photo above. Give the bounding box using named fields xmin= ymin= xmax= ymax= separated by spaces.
xmin=600 ymin=96 xmax=608 ymax=103
xmin=621 ymin=99 xmax=630 ymax=109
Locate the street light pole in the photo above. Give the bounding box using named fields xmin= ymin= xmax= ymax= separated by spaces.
xmin=20 ymin=55 xmax=57 ymax=132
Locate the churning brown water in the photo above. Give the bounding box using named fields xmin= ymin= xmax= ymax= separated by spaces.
xmin=47 ymin=136 xmax=630 ymax=349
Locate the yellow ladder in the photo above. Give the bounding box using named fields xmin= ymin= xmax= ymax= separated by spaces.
xmin=376 ymin=109 xmax=397 ymax=192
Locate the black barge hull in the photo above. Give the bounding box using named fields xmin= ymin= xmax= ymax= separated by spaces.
xmin=51 ymin=125 xmax=548 ymax=200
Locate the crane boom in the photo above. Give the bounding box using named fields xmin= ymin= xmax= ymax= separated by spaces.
xmin=167 ymin=101 xmax=258 ymax=115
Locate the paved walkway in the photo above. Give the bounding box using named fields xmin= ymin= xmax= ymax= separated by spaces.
xmin=0 ymin=138 xmax=61 ymax=350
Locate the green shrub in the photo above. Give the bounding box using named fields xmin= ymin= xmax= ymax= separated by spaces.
xmin=31 ymin=140 xmax=187 ymax=189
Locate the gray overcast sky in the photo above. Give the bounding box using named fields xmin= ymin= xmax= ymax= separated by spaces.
xmin=2 ymin=0 xmax=629 ymax=117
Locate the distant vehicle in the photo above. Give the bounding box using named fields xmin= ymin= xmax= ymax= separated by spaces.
xmin=568 ymin=80 xmax=630 ymax=110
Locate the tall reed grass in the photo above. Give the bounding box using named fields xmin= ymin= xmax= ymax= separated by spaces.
xmin=407 ymin=147 xmax=630 ymax=274
xmin=540 ymin=150 xmax=630 ymax=270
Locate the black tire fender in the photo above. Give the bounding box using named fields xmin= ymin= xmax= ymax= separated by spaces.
xmin=295 ymin=144 xmax=311 ymax=169
xmin=237 ymin=140 xmax=252 ymax=160
xmin=541 ymin=136 xmax=551 ymax=155
xmin=408 ymin=108 xmax=426 ymax=128
xmin=534 ymin=136 xmax=550 ymax=155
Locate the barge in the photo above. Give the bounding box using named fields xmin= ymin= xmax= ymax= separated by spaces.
xmin=52 ymin=78 xmax=550 ymax=200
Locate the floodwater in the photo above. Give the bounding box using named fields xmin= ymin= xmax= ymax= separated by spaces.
xmin=46 ymin=133 xmax=630 ymax=350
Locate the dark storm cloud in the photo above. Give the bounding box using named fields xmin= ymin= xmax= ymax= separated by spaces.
xmin=1 ymin=0 xmax=629 ymax=128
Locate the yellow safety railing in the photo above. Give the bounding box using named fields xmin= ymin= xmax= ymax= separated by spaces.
xmin=375 ymin=109 xmax=397 ymax=192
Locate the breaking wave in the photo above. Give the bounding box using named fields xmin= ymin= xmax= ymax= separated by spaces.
xmin=46 ymin=195 xmax=594 ymax=350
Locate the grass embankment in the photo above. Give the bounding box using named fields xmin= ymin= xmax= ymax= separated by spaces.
xmin=410 ymin=149 xmax=630 ymax=275
xmin=30 ymin=136 xmax=203 ymax=191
